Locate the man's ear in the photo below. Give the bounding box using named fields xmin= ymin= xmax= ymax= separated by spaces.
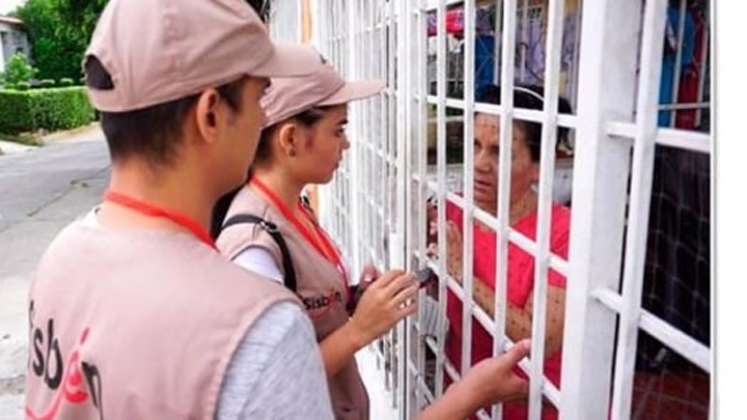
xmin=194 ymin=88 xmax=222 ymax=145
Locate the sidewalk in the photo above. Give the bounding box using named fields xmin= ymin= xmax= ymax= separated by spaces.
xmin=0 ymin=140 xmax=35 ymax=156
xmin=357 ymin=346 xmax=400 ymax=419
xmin=0 ymin=123 xmax=103 ymax=157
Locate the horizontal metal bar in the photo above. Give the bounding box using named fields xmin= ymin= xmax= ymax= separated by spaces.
xmin=607 ymin=121 xmax=710 ymax=154
xmin=424 ymin=0 xmax=464 ymax=11
xmin=429 ymin=95 xmax=580 ymax=127
xmin=658 ymin=102 xmax=710 ymax=111
xmin=639 ymin=310 xmax=711 ymax=373
xmin=549 ymin=255 xmax=570 ymax=277
xmin=591 ymin=289 xmax=711 ymax=372
xmin=656 ymin=127 xmax=711 ymax=154
xmin=423 ymin=188 xmax=569 ymax=276
xmin=426 ymin=115 xmax=466 ymax=124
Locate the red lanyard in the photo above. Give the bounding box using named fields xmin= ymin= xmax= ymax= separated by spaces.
xmin=250 ymin=178 xmax=346 ymax=279
xmin=103 ymin=190 xmax=217 ymax=250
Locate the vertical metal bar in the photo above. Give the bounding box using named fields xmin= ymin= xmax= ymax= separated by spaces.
xmin=384 ymin=0 xmax=394 ymax=398
xmin=527 ymin=0 xmax=564 ymax=417
xmin=395 ymin=0 xmax=411 ymax=414
xmin=570 ymin=1 xmax=583 ymax=112
xmin=609 ymin=0 xmax=668 ymax=419
xmin=670 ymin=0 xmax=688 ymax=127
xmin=492 ymin=0 xmax=518 ymax=418
xmin=461 ymin=0 xmax=477 ymax=380
xmin=695 ymin=5 xmax=710 ymax=128
xmin=380 ymin=0 xmax=387 ymax=275
xmin=519 ymin=0 xmax=529 ymax=83
xmin=364 ymin=0 xmax=371 ymax=272
xmin=493 ymin=0 xmax=503 ymax=85
xmin=406 ymin=2 xmax=425 ymax=415
xmin=434 ymin=0 xmax=448 ymax=399
xmin=381 ymin=0 xmax=389 ymax=212
xmin=348 ymin=0 xmax=363 ymax=288
xmin=368 ymin=0 xmax=376 ymax=270
xmin=415 ymin=0 xmax=430 ymax=415
xmin=344 ymin=0 xmax=350 ymax=255
xmin=388 ymin=0 xmax=398 ymax=279
xmin=558 ymin=0 xmax=641 ymax=418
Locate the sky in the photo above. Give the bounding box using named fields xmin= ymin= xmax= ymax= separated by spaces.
xmin=0 ymin=0 xmax=26 ymax=15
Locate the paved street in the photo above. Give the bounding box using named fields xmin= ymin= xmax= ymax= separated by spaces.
xmin=0 ymin=127 xmax=110 ymax=418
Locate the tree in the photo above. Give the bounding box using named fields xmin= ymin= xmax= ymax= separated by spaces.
xmin=0 ymin=52 xmax=38 ymax=86
xmin=15 ymin=0 xmax=107 ymax=82
xmin=15 ymin=0 xmax=267 ymax=82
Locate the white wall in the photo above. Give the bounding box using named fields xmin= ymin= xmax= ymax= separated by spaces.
xmin=0 ymin=22 xmax=30 ymax=73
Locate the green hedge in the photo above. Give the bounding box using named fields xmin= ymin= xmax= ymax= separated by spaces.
xmin=0 ymin=86 xmax=95 ymax=133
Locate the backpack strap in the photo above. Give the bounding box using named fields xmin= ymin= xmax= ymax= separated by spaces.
xmin=222 ymin=214 xmax=297 ymax=293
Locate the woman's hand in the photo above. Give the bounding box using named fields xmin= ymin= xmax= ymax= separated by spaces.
xmin=418 ymin=340 xmax=531 ymax=420
xmin=428 ymin=221 xmax=464 ymax=283
xmin=347 ymin=270 xmax=419 ymax=347
xmin=456 ymin=340 xmax=531 ymax=407
xmin=357 ymin=264 xmax=380 ymax=293
xmin=445 ymin=221 xmax=463 ymax=282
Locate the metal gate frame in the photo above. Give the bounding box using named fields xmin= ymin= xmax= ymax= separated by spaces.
xmin=291 ymin=1 xmax=713 ymax=419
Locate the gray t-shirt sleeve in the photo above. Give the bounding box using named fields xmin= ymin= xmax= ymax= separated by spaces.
xmin=216 ymin=302 xmax=334 ymax=420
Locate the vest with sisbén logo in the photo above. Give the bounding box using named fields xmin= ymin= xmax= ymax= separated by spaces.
xmin=25 ymin=216 xmax=299 ymax=420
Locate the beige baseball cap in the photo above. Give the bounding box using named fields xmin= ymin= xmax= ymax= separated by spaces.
xmin=261 ymin=54 xmax=386 ymax=127
xmin=84 ymin=0 xmax=319 ymax=112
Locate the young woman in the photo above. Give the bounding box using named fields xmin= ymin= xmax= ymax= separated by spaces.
xmin=429 ymin=85 xmax=573 ymax=420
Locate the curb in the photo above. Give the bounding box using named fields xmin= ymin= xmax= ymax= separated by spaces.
xmin=41 ymin=122 xmax=102 ymax=144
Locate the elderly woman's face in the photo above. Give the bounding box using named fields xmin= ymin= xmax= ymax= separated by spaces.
xmin=472 ymin=113 xmax=539 ymax=214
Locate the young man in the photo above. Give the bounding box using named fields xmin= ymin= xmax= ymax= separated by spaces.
xmin=24 ymin=1 xmax=530 ymax=419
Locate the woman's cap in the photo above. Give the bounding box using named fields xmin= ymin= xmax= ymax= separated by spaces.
xmin=84 ymin=0 xmax=319 ymax=112
xmin=261 ymin=54 xmax=385 ymax=127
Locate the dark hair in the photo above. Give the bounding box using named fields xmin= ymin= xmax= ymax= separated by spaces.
xmin=476 ymin=84 xmax=572 ymax=163
xmin=210 ymin=107 xmax=329 ymax=239
xmin=85 ymin=56 xmax=246 ymax=166
xmin=246 ymin=0 xmax=271 ymax=22
xmin=253 ymin=107 xmax=328 ymax=163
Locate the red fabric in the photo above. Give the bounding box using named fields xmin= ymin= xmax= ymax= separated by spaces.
xmin=675 ymin=9 xmax=707 ymax=130
xmin=443 ymin=200 xmax=571 ymax=420
xmin=103 ymin=190 xmax=216 ymax=250
xmin=426 ymin=9 xmax=465 ymax=37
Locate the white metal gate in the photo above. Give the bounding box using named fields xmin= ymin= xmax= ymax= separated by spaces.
xmin=272 ymin=0 xmax=713 ymax=419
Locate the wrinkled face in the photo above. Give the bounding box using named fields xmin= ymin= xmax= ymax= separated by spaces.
xmin=294 ymin=104 xmax=350 ymax=184
xmin=473 ymin=113 xmax=539 ymax=214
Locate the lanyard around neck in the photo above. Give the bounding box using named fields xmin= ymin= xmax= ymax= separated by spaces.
xmin=103 ymin=190 xmax=216 ymax=250
xmin=249 ymin=178 xmax=345 ymax=276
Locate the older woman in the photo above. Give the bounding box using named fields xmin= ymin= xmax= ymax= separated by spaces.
xmin=430 ymin=85 xmax=572 ymax=420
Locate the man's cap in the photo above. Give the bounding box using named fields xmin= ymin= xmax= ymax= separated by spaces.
xmin=261 ymin=54 xmax=385 ymax=127
xmin=84 ymin=0 xmax=319 ymax=112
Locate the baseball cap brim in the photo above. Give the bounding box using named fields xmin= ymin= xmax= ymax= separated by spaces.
xmin=318 ymin=80 xmax=386 ymax=106
xmin=252 ymin=42 xmax=321 ymax=78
